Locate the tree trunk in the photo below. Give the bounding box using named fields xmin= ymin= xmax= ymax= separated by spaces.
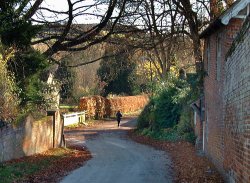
xmin=192 ymin=34 xmax=202 ymax=74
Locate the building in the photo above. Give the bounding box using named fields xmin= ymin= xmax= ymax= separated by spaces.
xmin=195 ymin=0 xmax=250 ymax=182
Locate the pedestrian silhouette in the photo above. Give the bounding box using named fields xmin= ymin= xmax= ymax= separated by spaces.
xmin=116 ymin=110 xmax=122 ymax=127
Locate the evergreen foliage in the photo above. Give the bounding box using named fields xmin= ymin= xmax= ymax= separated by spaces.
xmin=58 ymin=61 xmax=74 ymax=101
xmin=0 ymin=1 xmax=41 ymax=47
xmin=7 ymin=50 xmax=50 ymax=108
xmin=137 ymin=100 xmax=155 ymax=129
xmin=97 ymin=48 xmax=137 ymax=96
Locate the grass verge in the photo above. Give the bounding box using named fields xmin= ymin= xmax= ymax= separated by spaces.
xmin=138 ymin=127 xmax=196 ymax=143
xmin=0 ymin=146 xmax=91 ymax=183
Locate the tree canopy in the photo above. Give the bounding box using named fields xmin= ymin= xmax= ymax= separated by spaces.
xmin=97 ymin=45 xmax=137 ymax=96
xmin=0 ymin=0 xmax=237 ymax=120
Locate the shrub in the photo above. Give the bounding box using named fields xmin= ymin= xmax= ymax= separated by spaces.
xmin=153 ymin=87 xmax=180 ymax=129
xmin=161 ymin=128 xmax=181 ymax=141
xmin=176 ymin=107 xmax=196 ymax=143
xmin=25 ymin=73 xmax=52 ymax=111
xmin=181 ymin=132 xmax=196 ymax=143
xmin=177 ymin=107 xmax=194 ymax=134
xmin=152 ymin=78 xmax=191 ymax=130
xmin=137 ymin=74 xmax=197 ymax=143
xmin=137 ymin=100 xmax=155 ymax=129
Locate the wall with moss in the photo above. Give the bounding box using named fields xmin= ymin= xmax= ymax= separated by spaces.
xmin=0 ymin=111 xmax=63 ymax=162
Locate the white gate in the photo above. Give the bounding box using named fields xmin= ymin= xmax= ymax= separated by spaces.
xmin=63 ymin=111 xmax=87 ymax=126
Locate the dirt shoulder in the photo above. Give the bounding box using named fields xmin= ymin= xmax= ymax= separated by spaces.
xmin=128 ymin=131 xmax=224 ymax=183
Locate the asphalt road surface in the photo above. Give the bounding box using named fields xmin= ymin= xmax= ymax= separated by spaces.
xmin=61 ymin=117 xmax=173 ymax=183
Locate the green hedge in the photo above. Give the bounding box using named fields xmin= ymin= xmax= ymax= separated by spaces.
xmin=137 ymin=75 xmax=198 ymax=143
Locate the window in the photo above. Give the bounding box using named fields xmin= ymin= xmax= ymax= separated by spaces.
xmin=216 ymin=34 xmax=222 ymax=81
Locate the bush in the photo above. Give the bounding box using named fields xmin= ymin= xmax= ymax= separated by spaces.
xmin=25 ymin=73 xmax=53 ymax=111
xmin=137 ymin=100 xmax=155 ymax=129
xmin=161 ymin=128 xmax=181 ymax=141
xmin=177 ymin=107 xmax=193 ymax=134
xmin=181 ymin=132 xmax=196 ymax=143
xmin=176 ymin=107 xmax=196 ymax=143
xmin=153 ymin=87 xmax=180 ymax=129
xmin=152 ymin=78 xmax=191 ymax=130
xmin=137 ymin=74 xmax=197 ymax=143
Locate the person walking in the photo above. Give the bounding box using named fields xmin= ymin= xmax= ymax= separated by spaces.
xmin=116 ymin=110 xmax=122 ymax=127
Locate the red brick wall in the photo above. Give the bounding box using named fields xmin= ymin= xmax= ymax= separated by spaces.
xmin=203 ymin=18 xmax=249 ymax=182
xmin=204 ymin=27 xmax=226 ymax=175
xmin=222 ymin=20 xmax=250 ymax=183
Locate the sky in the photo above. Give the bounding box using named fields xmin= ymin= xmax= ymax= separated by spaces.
xmin=36 ymin=0 xmax=108 ymax=24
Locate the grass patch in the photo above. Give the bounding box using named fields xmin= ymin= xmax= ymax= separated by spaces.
xmin=65 ymin=123 xmax=82 ymax=129
xmin=137 ymin=126 xmax=195 ymax=143
xmin=139 ymin=128 xmax=181 ymax=141
xmin=0 ymin=148 xmax=78 ymax=183
xmin=59 ymin=105 xmax=78 ymax=109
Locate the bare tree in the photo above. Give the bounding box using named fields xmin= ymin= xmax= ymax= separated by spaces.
xmin=104 ymin=0 xmax=211 ymax=76
xmin=31 ymin=0 xmax=127 ymax=58
xmin=169 ymin=0 xmax=209 ymax=74
xmin=0 ymin=0 xmax=128 ymax=58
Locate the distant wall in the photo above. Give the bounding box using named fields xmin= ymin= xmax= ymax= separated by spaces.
xmin=79 ymin=95 xmax=149 ymax=118
xmin=0 ymin=111 xmax=63 ymax=162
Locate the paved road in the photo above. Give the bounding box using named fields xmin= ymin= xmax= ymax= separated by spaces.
xmin=61 ymin=117 xmax=173 ymax=183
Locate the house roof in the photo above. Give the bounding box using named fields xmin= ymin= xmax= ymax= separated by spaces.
xmin=200 ymin=0 xmax=250 ymax=38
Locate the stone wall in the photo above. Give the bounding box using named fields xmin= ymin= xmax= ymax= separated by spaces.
xmin=0 ymin=111 xmax=63 ymax=162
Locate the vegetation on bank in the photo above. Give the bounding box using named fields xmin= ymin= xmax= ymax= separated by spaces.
xmin=137 ymin=73 xmax=199 ymax=143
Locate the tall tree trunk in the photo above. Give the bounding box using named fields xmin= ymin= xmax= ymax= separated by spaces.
xmin=192 ymin=34 xmax=204 ymax=92
xmin=192 ymin=34 xmax=203 ymax=74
